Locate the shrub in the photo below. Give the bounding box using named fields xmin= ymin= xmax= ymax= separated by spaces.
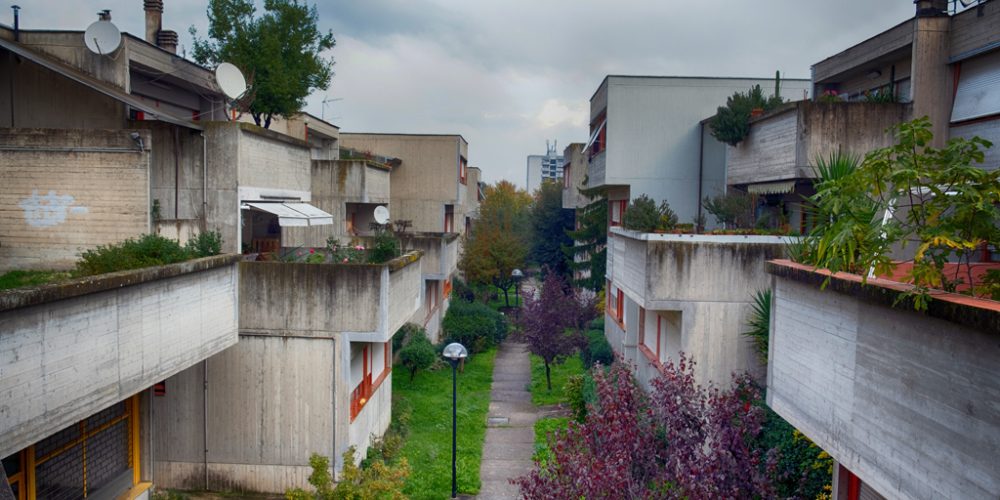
xmin=392 ymin=323 xmax=424 ymax=352
xmin=368 ymin=231 xmax=400 ymax=264
xmin=451 ymin=277 xmax=476 ymax=303
xmin=579 ymin=329 xmax=613 ymax=369
xmin=441 ymin=300 xmax=507 ymax=353
xmin=564 ymin=374 xmax=588 ymax=422
xmin=399 ymin=334 xmax=436 ymax=381
xmin=76 ymin=234 xmax=192 ymax=276
xmin=286 ymin=449 xmax=408 ymax=500
xmin=622 ymin=194 xmax=660 ymax=232
xmin=709 ymin=83 xmax=784 ymax=146
xmin=702 ymin=191 xmax=757 ymax=229
xmin=743 ymin=289 xmax=771 ymax=364
xmin=753 ymin=404 xmax=833 ymax=498
xmin=184 ymin=230 xmax=223 ymax=258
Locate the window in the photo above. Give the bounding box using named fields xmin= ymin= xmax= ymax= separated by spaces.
xmin=350 ymin=344 xmax=373 ymax=421
xmin=563 ymin=165 xmax=571 ymax=188
xmin=610 ymin=200 xmax=626 ymax=227
xmin=589 ymin=112 xmax=607 ymax=157
xmin=607 ymin=281 xmax=624 ymax=328
xmin=459 ymin=157 xmax=468 ymax=185
xmin=444 ymin=205 xmax=455 ymax=233
xmin=5 ymin=396 xmax=142 ymax=500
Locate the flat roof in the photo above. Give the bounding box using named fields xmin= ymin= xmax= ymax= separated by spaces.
xmin=590 ymin=74 xmax=811 ymax=103
xmin=341 ymin=132 xmax=468 ymax=144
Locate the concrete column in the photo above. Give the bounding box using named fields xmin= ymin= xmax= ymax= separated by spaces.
xmin=910 ymin=0 xmax=952 ymax=146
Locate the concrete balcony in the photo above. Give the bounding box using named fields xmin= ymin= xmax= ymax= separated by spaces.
xmin=726 ymin=101 xmax=912 ymax=187
xmin=152 ymin=252 xmax=422 ymax=493
xmin=0 ymin=254 xmax=240 ymax=458
xmin=238 ymin=251 xmax=422 ymax=344
xmin=605 ymin=228 xmax=789 ymax=387
xmin=766 ymin=260 xmax=1000 ymax=499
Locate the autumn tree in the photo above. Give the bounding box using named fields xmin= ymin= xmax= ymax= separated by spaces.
xmin=516 ymin=356 xmax=778 ymax=499
xmin=460 ymin=181 xmax=532 ymax=306
xmin=519 ymin=271 xmax=592 ymax=390
xmin=530 ymin=180 xmax=575 ymax=279
xmin=190 ymin=0 xmax=335 ymax=128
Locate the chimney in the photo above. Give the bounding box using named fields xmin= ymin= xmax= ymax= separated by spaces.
xmin=144 ymin=0 xmax=163 ymax=46
xmin=157 ymin=30 xmax=178 ymax=54
xmin=910 ymin=0 xmax=952 ymax=146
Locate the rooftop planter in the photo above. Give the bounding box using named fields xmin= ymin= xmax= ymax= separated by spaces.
xmin=0 ymin=254 xmax=240 ymax=458
xmin=238 ymin=250 xmax=423 ymax=343
xmin=766 ymin=258 xmax=1000 ymax=498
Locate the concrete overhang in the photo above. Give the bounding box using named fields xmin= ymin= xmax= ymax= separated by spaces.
xmin=0 ymin=37 xmax=202 ymax=130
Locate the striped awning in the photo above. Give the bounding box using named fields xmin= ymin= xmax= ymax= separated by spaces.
xmin=746 ymin=180 xmax=796 ymax=195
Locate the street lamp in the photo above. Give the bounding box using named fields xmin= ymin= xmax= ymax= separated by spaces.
xmin=511 ymin=268 xmax=524 ymax=321
xmin=442 ymin=342 xmax=468 ymax=499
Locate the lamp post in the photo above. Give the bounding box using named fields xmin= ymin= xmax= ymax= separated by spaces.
xmin=442 ymin=342 xmax=468 ymax=499
xmin=511 ymin=268 xmax=524 ymax=322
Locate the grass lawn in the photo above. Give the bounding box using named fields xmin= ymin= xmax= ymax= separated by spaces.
xmin=532 ymin=417 xmax=570 ymax=466
xmin=392 ymin=348 xmax=497 ymax=499
xmin=0 ymin=270 xmax=71 ymax=291
xmin=529 ymin=353 xmax=585 ymax=406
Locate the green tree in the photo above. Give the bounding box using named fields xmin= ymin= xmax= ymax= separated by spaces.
xmin=804 ymin=117 xmax=999 ymax=309
xmin=530 ymin=180 xmax=575 ymax=279
xmin=460 ymin=181 xmax=532 ymax=306
xmin=191 ymin=0 xmax=335 ymax=128
xmin=398 ymin=335 xmax=435 ymax=381
xmin=709 ymin=83 xmax=784 ymax=146
xmin=565 ymin=182 xmax=607 ymax=291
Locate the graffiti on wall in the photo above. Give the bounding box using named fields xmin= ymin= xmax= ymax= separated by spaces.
xmin=19 ymin=190 xmax=89 ymax=227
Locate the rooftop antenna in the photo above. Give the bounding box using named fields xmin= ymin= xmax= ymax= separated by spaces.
xmin=321 ymin=96 xmax=342 ymax=121
xmin=83 ymin=11 xmax=121 ymax=55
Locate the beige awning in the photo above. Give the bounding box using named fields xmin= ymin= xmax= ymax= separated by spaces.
xmin=242 ymin=202 xmax=333 ymax=227
xmin=747 ymin=180 xmax=796 ymax=195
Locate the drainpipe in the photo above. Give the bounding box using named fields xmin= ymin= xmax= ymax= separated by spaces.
xmin=697 ymin=121 xmax=705 ymax=227
xmin=203 ymin=359 xmax=209 ymax=490
xmin=174 ymin=127 xmax=181 ymax=220
xmin=202 ymin=132 xmax=208 ymax=232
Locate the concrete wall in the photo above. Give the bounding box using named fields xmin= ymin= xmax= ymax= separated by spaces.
xmin=727 ymin=102 xmax=912 ymax=186
xmin=236 ymin=124 xmax=312 ymax=196
xmin=606 ymin=229 xmax=789 ymax=386
xmin=0 ymin=128 xmax=151 ymax=270
xmin=340 ymin=134 xmax=466 ymax=234
xmin=950 ymin=0 xmax=1000 ymax=58
xmin=767 ymin=261 xmax=1000 ymax=500
xmin=812 ymin=20 xmax=914 ymax=84
xmin=0 ymin=255 xmax=239 ymax=458
xmin=132 ymin=121 xmax=206 ymax=225
xmin=594 ymin=76 xmax=811 ymax=222
xmin=562 ymin=143 xmax=588 ymax=210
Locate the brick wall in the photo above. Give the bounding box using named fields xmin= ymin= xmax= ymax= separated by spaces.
xmin=0 ymin=128 xmax=151 ymax=271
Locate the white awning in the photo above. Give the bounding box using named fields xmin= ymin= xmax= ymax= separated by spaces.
xmin=951 ymin=49 xmax=1000 ymax=123
xmin=242 ymin=202 xmax=333 ymax=227
xmin=583 ymin=119 xmax=606 ymax=152
xmin=747 ymin=180 xmax=796 ymax=195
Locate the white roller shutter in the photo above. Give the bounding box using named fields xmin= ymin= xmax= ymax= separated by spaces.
xmin=951 ymin=50 xmax=1000 ymax=123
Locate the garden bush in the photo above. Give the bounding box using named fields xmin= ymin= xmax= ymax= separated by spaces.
xmin=368 ymin=231 xmax=401 ymax=264
xmin=451 ymin=277 xmax=476 ymax=303
xmin=392 ymin=323 xmax=425 ymax=352
xmin=184 ymin=230 xmax=223 ymax=258
xmin=76 ymin=234 xmax=215 ymax=276
xmin=622 ymin=194 xmax=660 ymax=232
xmin=441 ymin=300 xmax=507 ymax=353
xmin=579 ymin=329 xmax=613 ymax=369
xmin=399 ymin=334 xmax=436 ymax=381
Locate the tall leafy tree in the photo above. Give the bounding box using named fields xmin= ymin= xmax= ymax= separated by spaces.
xmin=460 ymin=181 xmax=532 ymax=306
xmin=530 ymin=181 xmax=575 ymax=279
xmin=519 ymin=271 xmax=592 ymax=390
xmin=190 ymin=0 xmax=336 ymax=128
xmin=565 ymin=182 xmax=607 ymax=291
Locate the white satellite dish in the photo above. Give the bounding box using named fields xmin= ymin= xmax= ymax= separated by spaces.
xmin=84 ymin=20 xmax=121 ymax=55
xmin=373 ymin=206 xmax=390 ymax=225
xmin=215 ymin=62 xmax=248 ymax=100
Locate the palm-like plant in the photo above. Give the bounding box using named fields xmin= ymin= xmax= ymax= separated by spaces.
xmin=743 ymin=289 xmax=772 ymax=364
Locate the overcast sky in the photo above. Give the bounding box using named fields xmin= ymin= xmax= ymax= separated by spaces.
xmin=11 ymin=0 xmax=916 ymax=187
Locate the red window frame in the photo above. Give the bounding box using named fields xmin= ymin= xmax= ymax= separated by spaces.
xmin=444 ymin=205 xmax=455 ymax=232
xmin=443 ymin=279 xmax=453 ymax=299
xmin=350 ymin=343 xmax=393 ymax=422
xmin=610 ymin=200 xmax=626 ymax=227
xmin=606 ymin=281 xmax=625 ymax=328
xmin=459 ymin=157 xmax=468 ymax=185
xmin=563 ymin=165 xmax=571 ymax=188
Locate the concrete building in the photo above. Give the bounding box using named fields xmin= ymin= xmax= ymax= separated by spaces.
xmin=605 ymin=229 xmax=789 ymax=389
xmin=727 ymin=0 xmax=1000 ymax=230
xmin=586 ymin=75 xmax=811 ymax=228
xmin=757 ymin=3 xmax=1000 ymax=499
xmin=526 ymin=141 xmax=563 ymax=193
xmin=339 ymin=133 xmax=471 ymax=341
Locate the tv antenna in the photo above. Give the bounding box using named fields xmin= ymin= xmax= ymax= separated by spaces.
xmin=83 ymin=11 xmax=121 ymax=55
xmin=321 ymin=96 xmax=342 ymax=121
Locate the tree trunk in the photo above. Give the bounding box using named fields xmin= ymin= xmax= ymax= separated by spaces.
xmin=545 ymin=361 xmax=552 ymax=391
xmin=409 ymin=366 xmax=416 ymax=382
xmin=502 ymin=285 xmax=510 ymax=307
xmin=251 ymin=112 xmax=262 ymax=127
xmin=263 ymin=114 xmax=272 ymax=129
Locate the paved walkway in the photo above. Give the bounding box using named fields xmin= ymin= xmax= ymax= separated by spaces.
xmin=477 ymin=341 xmax=541 ymax=499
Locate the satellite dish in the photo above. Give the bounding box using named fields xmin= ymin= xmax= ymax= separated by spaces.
xmin=215 ymin=62 xmax=248 ymax=100
xmin=84 ymin=20 xmax=121 ymax=55
xmin=373 ymin=206 xmax=390 ymax=225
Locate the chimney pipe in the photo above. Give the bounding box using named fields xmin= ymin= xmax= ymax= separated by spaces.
xmin=11 ymin=5 xmax=20 ymax=42
xmin=144 ymin=0 xmax=163 ymax=46
xmin=98 ymin=9 xmax=111 ymax=21
xmin=158 ymin=30 xmax=178 ymax=54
